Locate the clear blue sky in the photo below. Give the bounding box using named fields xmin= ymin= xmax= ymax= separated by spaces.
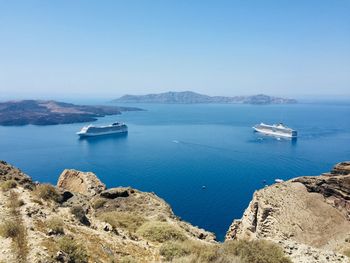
xmin=0 ymin=0 xmax=349 ymax=99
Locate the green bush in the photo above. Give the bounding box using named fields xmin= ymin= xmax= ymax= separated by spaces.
xmin=136 ymin=221 xmax=187 ymax=243
xmin=99 ymin=211 xmax=146 ymax=233
xmin=1 ymin=180 xmax=17 ymax=191
xmin=34 ymin=184 xmax=61 ymax=202
xmin=58 ymin=236 xmax=88 ymax=263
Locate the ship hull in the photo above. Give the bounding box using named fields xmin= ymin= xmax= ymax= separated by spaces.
xmin=253 ymin=127 xmax=297 ymax=138
xmin=77 ymin=129 xmax=127 ymax=137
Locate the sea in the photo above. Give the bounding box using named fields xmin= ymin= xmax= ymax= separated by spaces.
xmin=1 ymin=102 xmax=350 ymax=240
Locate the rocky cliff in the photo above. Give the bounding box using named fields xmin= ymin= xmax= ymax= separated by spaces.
xmin=0 ymin=161 xmax=217 ymax=263
xmin=226 ymin=162 xmax=350 ymax=263
xmin=1 ymin=160 xmax=350 ymax=263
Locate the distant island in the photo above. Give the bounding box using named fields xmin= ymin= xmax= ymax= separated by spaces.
xmin=113 ymin=91 xmax=297 ymax=105
xmin=0 ymin=100 xmax=142 ymax=126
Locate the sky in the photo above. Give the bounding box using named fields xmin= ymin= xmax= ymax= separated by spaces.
xmin=0 ymin=0 xmax=349 ymax=99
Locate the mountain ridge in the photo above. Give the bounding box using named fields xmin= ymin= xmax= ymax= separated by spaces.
xmin=113 ymin=91 xmax=297 ymax=105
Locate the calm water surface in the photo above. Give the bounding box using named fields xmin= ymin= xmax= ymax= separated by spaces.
xmin=1 ymin=103 xmax=350 ymax=240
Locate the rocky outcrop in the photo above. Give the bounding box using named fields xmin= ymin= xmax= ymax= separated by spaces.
xmin=0 ymin=161 xmax=216 ymax=263
xmin=331 ymin=162 xmax=350 ymax=175
xmin=226 ymin=162 xmax=350 ymax=263
xmin=0 ymin=161 xmax=33 ymax=187
xmin=293 ymin=162 xmax=350 ymax=220
xmin=57 ymin=169 xmax=106 ymax=196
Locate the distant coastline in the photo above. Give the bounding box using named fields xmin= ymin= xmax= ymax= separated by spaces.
xmin=113 ymin=91 xmax=297 ymax=105
xmin=0 ymin=100 xmax=142 ymax=126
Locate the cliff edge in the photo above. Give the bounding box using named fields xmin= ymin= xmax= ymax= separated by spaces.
xmin=226 ymin=162 xmax=350 ymax=263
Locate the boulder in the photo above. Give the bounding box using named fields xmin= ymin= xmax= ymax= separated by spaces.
xmin=57 ymin=169 xmax=106 ymax=196
xmin=331 ymin=161 xmax=350 ymax=175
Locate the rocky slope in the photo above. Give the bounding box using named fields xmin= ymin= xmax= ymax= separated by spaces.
xmin=113 ymin=91 xmax=297 ymax=105
xmin=226 ymin=162 xmax=350 ymax=263
xmin=0 ymin=161 xmax=217 ymax=263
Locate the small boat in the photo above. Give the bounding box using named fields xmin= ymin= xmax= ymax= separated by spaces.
xmin=253 ymin=123 xmax=297 ymax=138
xmin=275 ymin=179 xmax=284 ymax=183
xmin=77 ymin=122 xmax=128 ymax=137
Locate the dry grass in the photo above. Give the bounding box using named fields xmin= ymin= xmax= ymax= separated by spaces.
xmin=223 ymin=239 xmax=292 ymax=263
xmin=0 ymin=220 xmax=28 ymax=262
xmin=92 ymin=198 xmax=107 ymax=209
xmin=119 ymin=256 xmax=137 ymax=263
xmin=34 ymin=184 xmax=61 ymax=202
xmin=158 ymin=239 xmax=291 ymax=263
xmin=0 ymin=191 xmax=28 ymax=263
xmin=160 ymin=240 xmax=238 ymax=263
xmin=58 ymin=236 xmax=88 ymax=263
xmin=0 ymin=220 xmax=22 ymax=238
xmin=343 ymin=248 xmax=350 ymax=258
xmin=159 ymin=241 xmax=191 ymax=261
xmin=31 ymin=198 xmax=43 ymax=205
xmin=0 ymin=180 xmax=17 ymax=191
xmin=7 ymin=191 xmax=24 ymax=214
xmin=98 ymin=211 xmax=146 ymax=233
xmin=136 ymin=221 xmax=187 ymax=243
xmin=46 ymin=217 xmax=64 ymax=235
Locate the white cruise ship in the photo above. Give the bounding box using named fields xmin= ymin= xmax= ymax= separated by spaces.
xmin=77 ymin=122 xmax=128 ymax=137
xmin=253 ymin=123 xmax=297 ymax=138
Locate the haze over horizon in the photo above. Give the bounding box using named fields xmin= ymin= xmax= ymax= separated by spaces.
xmin=1 ymin=0 xmax=349 ymax=99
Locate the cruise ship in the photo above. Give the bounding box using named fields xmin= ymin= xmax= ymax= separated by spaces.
xmin=77 ymin=122 xmax=128 ymax=137
xmin=253 ymin=123 xmax=297 ymax=138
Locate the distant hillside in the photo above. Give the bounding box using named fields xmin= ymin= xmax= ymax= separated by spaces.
xmin=0 ymin=100 xmax=142 ymax=126
xmin=113 ymin=91 xmax=297 ymax=105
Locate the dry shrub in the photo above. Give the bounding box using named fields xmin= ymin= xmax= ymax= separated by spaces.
xmin=161 ymin=240 xmax=226 ymax=263
xmin=119 ymin=256 xmax=137 ymax=263
xmin=136 ymin=221 xmax=187 ymax=243
xmin=0 ymin=220 xmax=21 ymax=238
xmin=0 ymin=219 xmax=28 ymax=262
xmin=58 ymin=236 xmax=88 ymax=263
xmin=92 ymin=198 xmax=107 ymax=209
xmin=7 ymin=191 xmax=24 ymax=213
xmin=223 ymin=239 xmax=292 ymax=263
xmin=1 ymin=180 xmax=17 ymax=191
xmin=98 ymin=211 xmax=146 ymax=233
xmin=34 ymin=184 xmax=61 ymax=202
xmin=70 ymin=206 xmax=90 ymax=226
xmin=343 ymin=248 xmax=350 ymax=258
xmin=46 ymin=217 xmax=64 ymax=235
xmin=159 ymin=239 xmax=290 ymax=263
xmin=159 ymin=241 xmax=191 ymax=261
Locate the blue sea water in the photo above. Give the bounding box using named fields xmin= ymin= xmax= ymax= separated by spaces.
xmin=0 ymin=102 xmax=350 ymax=240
